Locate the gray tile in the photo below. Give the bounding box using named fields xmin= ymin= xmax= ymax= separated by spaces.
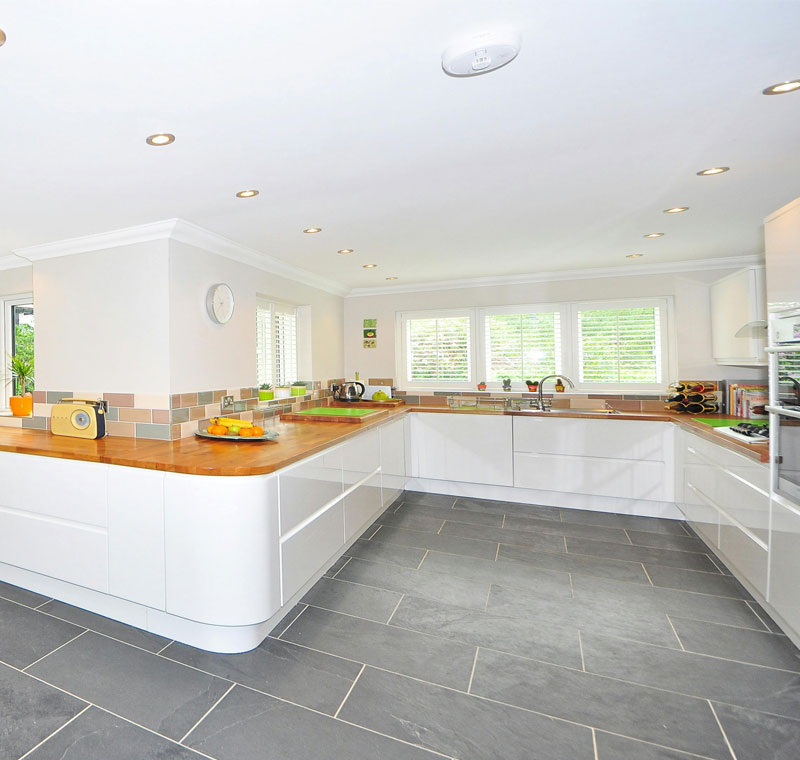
xmin=560 ymin=509 xmax=689 ymax=535
xmin=571 ymin=574 xmax=768 ymax=630
xmin=162 ymin=634 xmax=361 ymax=715
xmin=390 ymin=594 xmax=582 ymax=668
xmin=135 ymin=422 xmax=172 ymax=440
xmin=45 ymin=391 xmax=72 ymax=404
xmin=398 ymin=502 xmax=504 ymax=527
xmin=27 ymin=631 xmax=231 ymax=740
xmin=671 ymin=617 xmax=800 ymax=671
xmin=486 ymin=584 xmax=681 ymax=649
xmin=344 ymin=537 xmax=427 ymax=568
xmin=626 ymin=530 xmax=709 ymax=553
xmin=504 ymin=513 xmax=632 ymax=543
xmin=339 ymin=666 xmax=594 ymax=760
xmin=595 ymin=732 xmax=714 ymax=759
xmin=454 ymin=496 xmax=562 ymax=521
xmin=0 ymin=596 xmax=84 ymax=668
xmin=26 ymin=706 xmax=203 ymax=759
xmin=401 ymin=490 xmax=456 ymax=507
xmin=566 ymin=537 xmax=720 ymax=572
xmin=747 ymin=600 xmax=785 ymax=633
xmin=581 ymin=631 xmax=800 ymax=720
xmin=268 ymin=603 xmax=307 ymax=637
xmin=644 ymin=564 xmax=753 ymax=599
xmin=0 ymin=579 xmax=50 ymax=608
xmin=470 ymin=648 xmax=730 ymax=759
xmin=420 ymin=550 xmax=573 ymax=600
xmin=302 ymin=576 xmax=403 ymax=622
xmin=185 ymin=683 xmax=439 ymax=760
xmin=38 ymin=599 xmax=171 ymax=653
xmin=0 ymin=661 xmax=86 ymax=760
xmin=374 ymin=510 xmax=446 ymax=533
xmin=281 ymin=605 xmax=476 ymax=690
xmin=371 ymin=524 xmax=499 ymax=560
xmin=336 ymin=556 xmax=490 ymax=610
xmin=499 ymin=542 xmax=651 ymax=584
xmin=197 ymin=390 xmax=213 ymax=404
xmin=323 ymin=554 xmax=351 ymax=577
xmin=22 ymin=415 xmax=48 ymax=429
xmin=441 ymin=519 xmax=567 ymax=553
xmin=713 ymin=702 xmax=800 ymax=760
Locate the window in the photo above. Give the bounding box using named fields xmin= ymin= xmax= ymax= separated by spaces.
xmin=397 ymin=297 xmax=673 ymax=391
xmin=1 ymin=295 xmax=34 ymax=409
xmin=256 ymin=299 xmax=297 ymax=386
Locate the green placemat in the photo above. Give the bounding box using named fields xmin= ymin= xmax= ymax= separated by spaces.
xmin=695 ymin=417 xmax=769 ymax=427
xmin=295 ymin=407 xmax=377 ymax=417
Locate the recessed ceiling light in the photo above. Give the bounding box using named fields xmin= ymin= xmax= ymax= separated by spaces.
xmin=338 ymin=249 xmax=354 ymax=254
xmin=663 ymin=207 xmax=689 ymax=214
xmin=303 ymin=227 xmax=322 ymax=234
xmin=385 ymin=276 xmax=398 ymax=281
xmin=643 ymin=233 xmax=664 ymax=238
xmin=145 ymin=133 xmax=175 ymax=146
xmin=235 ymin=190 xmax=259 ymax=198
xmin=696 ymin=167 xmax=729 ymax=176
xmin=0 ymin=29 xmax=6 ymax=46
xmin=362 ymin=264 xmax=377 ymax=269
xmin=626 ymin=253 xmax=644 ymax=259
xmin=763 ymin=79 xmax=800 ymax=95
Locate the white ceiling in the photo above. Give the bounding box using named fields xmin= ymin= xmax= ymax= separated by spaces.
xmin=2 ymin=0 xmax=799 ymax=290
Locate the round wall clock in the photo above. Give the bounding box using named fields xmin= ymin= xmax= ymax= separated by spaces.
xmin=206 ymin=283 xmax=235 ymax=324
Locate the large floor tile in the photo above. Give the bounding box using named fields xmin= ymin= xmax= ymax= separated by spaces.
xmin=397 ymin=501 xmax=505 ymax=527
xmin=453 ymin=496 xmax=562 ymax=521
xmin=162 ymin=633 xmax=360 ymax=715
xmin=390 ymin=594 xmax=582 ymax=668
xmin=566 ymin=537 xmax=719 ymax=572
xmin=344 ymin=537 xmax=427 ymax=568
xmin=281 ymin=605 xmax=476 ymax=690
xmin=441 ymin=520 xmax=568 ymax=553
xmin=595 ymin=731 xmax=719 ymax=759
xmin=580 ymin=631 xmax=800 ymax=720
xmin=185 ymin=684 xmax=439 ymax=760
xmin=747 ymin=600 xmax=785 ymax=633
xmin=0 ymin=579 xmax=50 ymax=608
xmin=27 ymin=631 xmax=231 ymax=740
xmin=420 ymin=550 xmax=573 ymax=599
xmin=625 ymin=530 xmax=710 ymax=553
xmin=26 ymin=706 xmax=203 ymax=759
xmin=339 ymin=666 xmax=594 ymax=760
xmin=671 ymin=616 xmax=800 ymax=671
xmin=400 ymin=490 xmax=456 ymax=508
xmin=0 ymin=596 xmax=84 ymax=669
xmin=374 ymin=510 xmax=446 ymax=533
xmin=643 ymin=564 xmax=753 ymax=599
xmin=470 ymin=648 xmax=730 ymax=759
xmin=713 ymin=702 xmax=800 ymax=760
xmin=504 ymin=513 xmax=632 ymax=543
xmin=560 ymin=509 xmax=689 ymax=535
xmin=323 ymin=554 xmax=351 ymax=578
xmin=268 ymin=603 xmax=306 ymax=637
xmin=371 ymin=524 xmax=499 ymax=560
xmin=0 ymin=662 xmax=86 ymax=760
xmin=336 ymin=556 xmax=490 ymax=609
xmin=301 ymin=576 xmax=404 ymax=623
xmin=38 ymin=599 xmax=171 ymax=653
xmin=499 ymin=542 xmax=651 ymax=584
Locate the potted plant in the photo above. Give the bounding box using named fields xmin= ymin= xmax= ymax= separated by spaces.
xmin=258 ymin=383 xmax=274 ymax=401
xmin=525 ymin=379 xmax=538 ymax=392
xmin=7 ymin=354 xmax=34 ymax=417
xmin=477 ymin=381 xmax=487 ymax=391
xmin=291 ymin=381 xmax=308 ymax=396
xmin=274 ymin=384 xmax=292 ymax=399
xmin=501 ymin=377 xmax=512 ymax=391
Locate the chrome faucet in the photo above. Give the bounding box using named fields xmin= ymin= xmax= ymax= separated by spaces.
xmin=537 ymin=374 xmax=575 ymax=411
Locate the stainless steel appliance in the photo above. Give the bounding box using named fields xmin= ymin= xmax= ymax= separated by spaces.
xmin=332 ymin=381 xmax=365 ymax=402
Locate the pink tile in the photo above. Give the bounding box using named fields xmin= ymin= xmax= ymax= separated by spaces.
xmin=107 ymin=421 xmax=135 ymax=437
xmin=607 ymin=399 xmax=642 ymax=411
xmin=119 ymin=408 xmax=152 ymax=423
xmin=170 ymin=424 xmax=182 ymax=440
xmin=180 ymin=393 xmax=198 ymax=408
xmin=170 ymin=394 xmax=181 ymax=409
xmin=104 ymin=393 xmax=135 ymax=408
xmin=190 ymin=405 xmax=205 ymax=420
xmin=152 ymin=409 xmax=170 ymax=424
xmin=33 ymin=391 xmax=46 ymax=403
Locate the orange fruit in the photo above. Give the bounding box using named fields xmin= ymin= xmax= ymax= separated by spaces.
xmin=252 ymin=426 xmax=264 ymax=436
xmin=207 ymin=425 xmax=222 ymax=435
xmin=239 ymin=428 xmax=254 ymax=437
xmin=216 ymin=425 xmax=230 ymax=436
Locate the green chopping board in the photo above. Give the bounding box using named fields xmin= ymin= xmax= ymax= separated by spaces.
xmin=294 ymin=407 xmax=377 ymax=417
xmin=695 ymin=417 xmax=769 ymax=428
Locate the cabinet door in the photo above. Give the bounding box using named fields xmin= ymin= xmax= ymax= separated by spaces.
xmin=345 ymin=472 xmax=383 ymax=541
xmin=710 ymin=267 xmax=767 ymax=365
xmin=411 ymin=413 xmax=513 ymax=486
xmin=719 ymin=511 xmax=768 ymax=597
xmin=341 ymin=429 xmax=380 ymax=487
xmin=380 ymin=418 xmax=408 ymax=507
xmin=279 ymin=448 xmax=343 ymax=536
xmin=769 ymin=499 xmax=800 ymax=638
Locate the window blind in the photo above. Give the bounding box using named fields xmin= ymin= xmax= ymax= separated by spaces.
xmin=484 ymin=311 xmax=560 ymax=382
xmin=406 ymin=316 xmax=471 ymax=382
xmin=257 ymin=300 xmax=297 ymax=386
xmin=578 ymin=306 xmax=662 ymax=384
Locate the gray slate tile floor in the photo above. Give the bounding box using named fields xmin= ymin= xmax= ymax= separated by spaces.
xmin=1 ymin=490 xmax=799 ymax=759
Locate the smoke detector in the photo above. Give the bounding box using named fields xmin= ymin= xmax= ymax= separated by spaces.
xmin=442 ymin=30 xmax=521 ymax=77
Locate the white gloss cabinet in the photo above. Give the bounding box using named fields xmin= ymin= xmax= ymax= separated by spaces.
xmin=380 ymin=417 xmax=407 ymax=507
xmin=768 ymin=497 xmax=800 ymax=637
xmin=710 ymin=266 xmax=767 ymax=366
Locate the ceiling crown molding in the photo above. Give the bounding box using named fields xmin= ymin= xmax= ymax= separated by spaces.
xmin=0 ymin=254 xmax=31 ymax=270
xmin=346 ymin=254 xmax=765 ymax=297
xmin=12 ymin=219 xmax=349 ymax=297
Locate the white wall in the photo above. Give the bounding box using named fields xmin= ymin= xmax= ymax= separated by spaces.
xmin=344 ymin=268 xmax=767 ymax=387
xmin=0 ymin=266 xmax=33 ymax=296
xmin=33 ymin=241 xmax=171 ymax=392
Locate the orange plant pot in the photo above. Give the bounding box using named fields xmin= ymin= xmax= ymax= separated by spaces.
xmin=9 ymin=396 xmax=33 ymax=417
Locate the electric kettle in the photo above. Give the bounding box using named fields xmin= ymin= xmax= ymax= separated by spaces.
xmin=334 ymin=381 xmax=365 ymax=402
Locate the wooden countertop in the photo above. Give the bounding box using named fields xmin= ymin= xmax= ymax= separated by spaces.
xmin=0 ymin=406 xmax=769 ymax=476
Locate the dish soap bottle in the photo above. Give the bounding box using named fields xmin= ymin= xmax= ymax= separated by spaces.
xmin=555 ymin=377 xmax=565 ymax=393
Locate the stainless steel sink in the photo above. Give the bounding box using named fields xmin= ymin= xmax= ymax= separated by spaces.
xmin=512 ymin=408 xmax=620 ymax=416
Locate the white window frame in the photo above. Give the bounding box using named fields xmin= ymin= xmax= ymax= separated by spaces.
xmin=395 ymin=296 xmax=676 ymax=393
xmin=257 ymin=297 xmax=299 ymax=387
xmin=1 ymin=293 xmax=34 ymax=412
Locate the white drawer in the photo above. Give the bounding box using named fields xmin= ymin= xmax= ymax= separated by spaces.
xmin=683 ymin=431 xmax=769 ymax=491
xmin=682 ymin=462 xmax=721 ymax=547
xmin=279 ymin=448 xmax=343 ymax=536
xmin=719 ymin=511 xmax=768 ymax=597
xmin=380 ymin=418 xmax=407 ymax=506
xmin=344 ymin=472 xmax=383 ymax=541
xmin=341 ymin=429 xmax=380 ymax=486
xmin=769 ymin=499 xmax=800 ymax=637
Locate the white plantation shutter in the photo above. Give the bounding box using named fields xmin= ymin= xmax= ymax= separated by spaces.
xmin=406 ymin=315 xmax=471 ymax=383
xmin=485 ymin=311 xmax=560 ymax=382
xmin=577 ymin=305 xmax=663 ymax=385
xmin=256 ymin=299 xmax=297 ymax=386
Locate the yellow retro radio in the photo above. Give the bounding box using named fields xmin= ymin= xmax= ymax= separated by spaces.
xmin=50 ymin=398 xmax=108 ymax=439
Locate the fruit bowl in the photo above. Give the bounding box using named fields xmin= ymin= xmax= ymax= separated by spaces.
xmin=196 ymin=428 xmax=279 ymax=442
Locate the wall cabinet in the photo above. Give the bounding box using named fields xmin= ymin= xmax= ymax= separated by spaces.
xmin=710 ymin=266 xmax=767 ymax=366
